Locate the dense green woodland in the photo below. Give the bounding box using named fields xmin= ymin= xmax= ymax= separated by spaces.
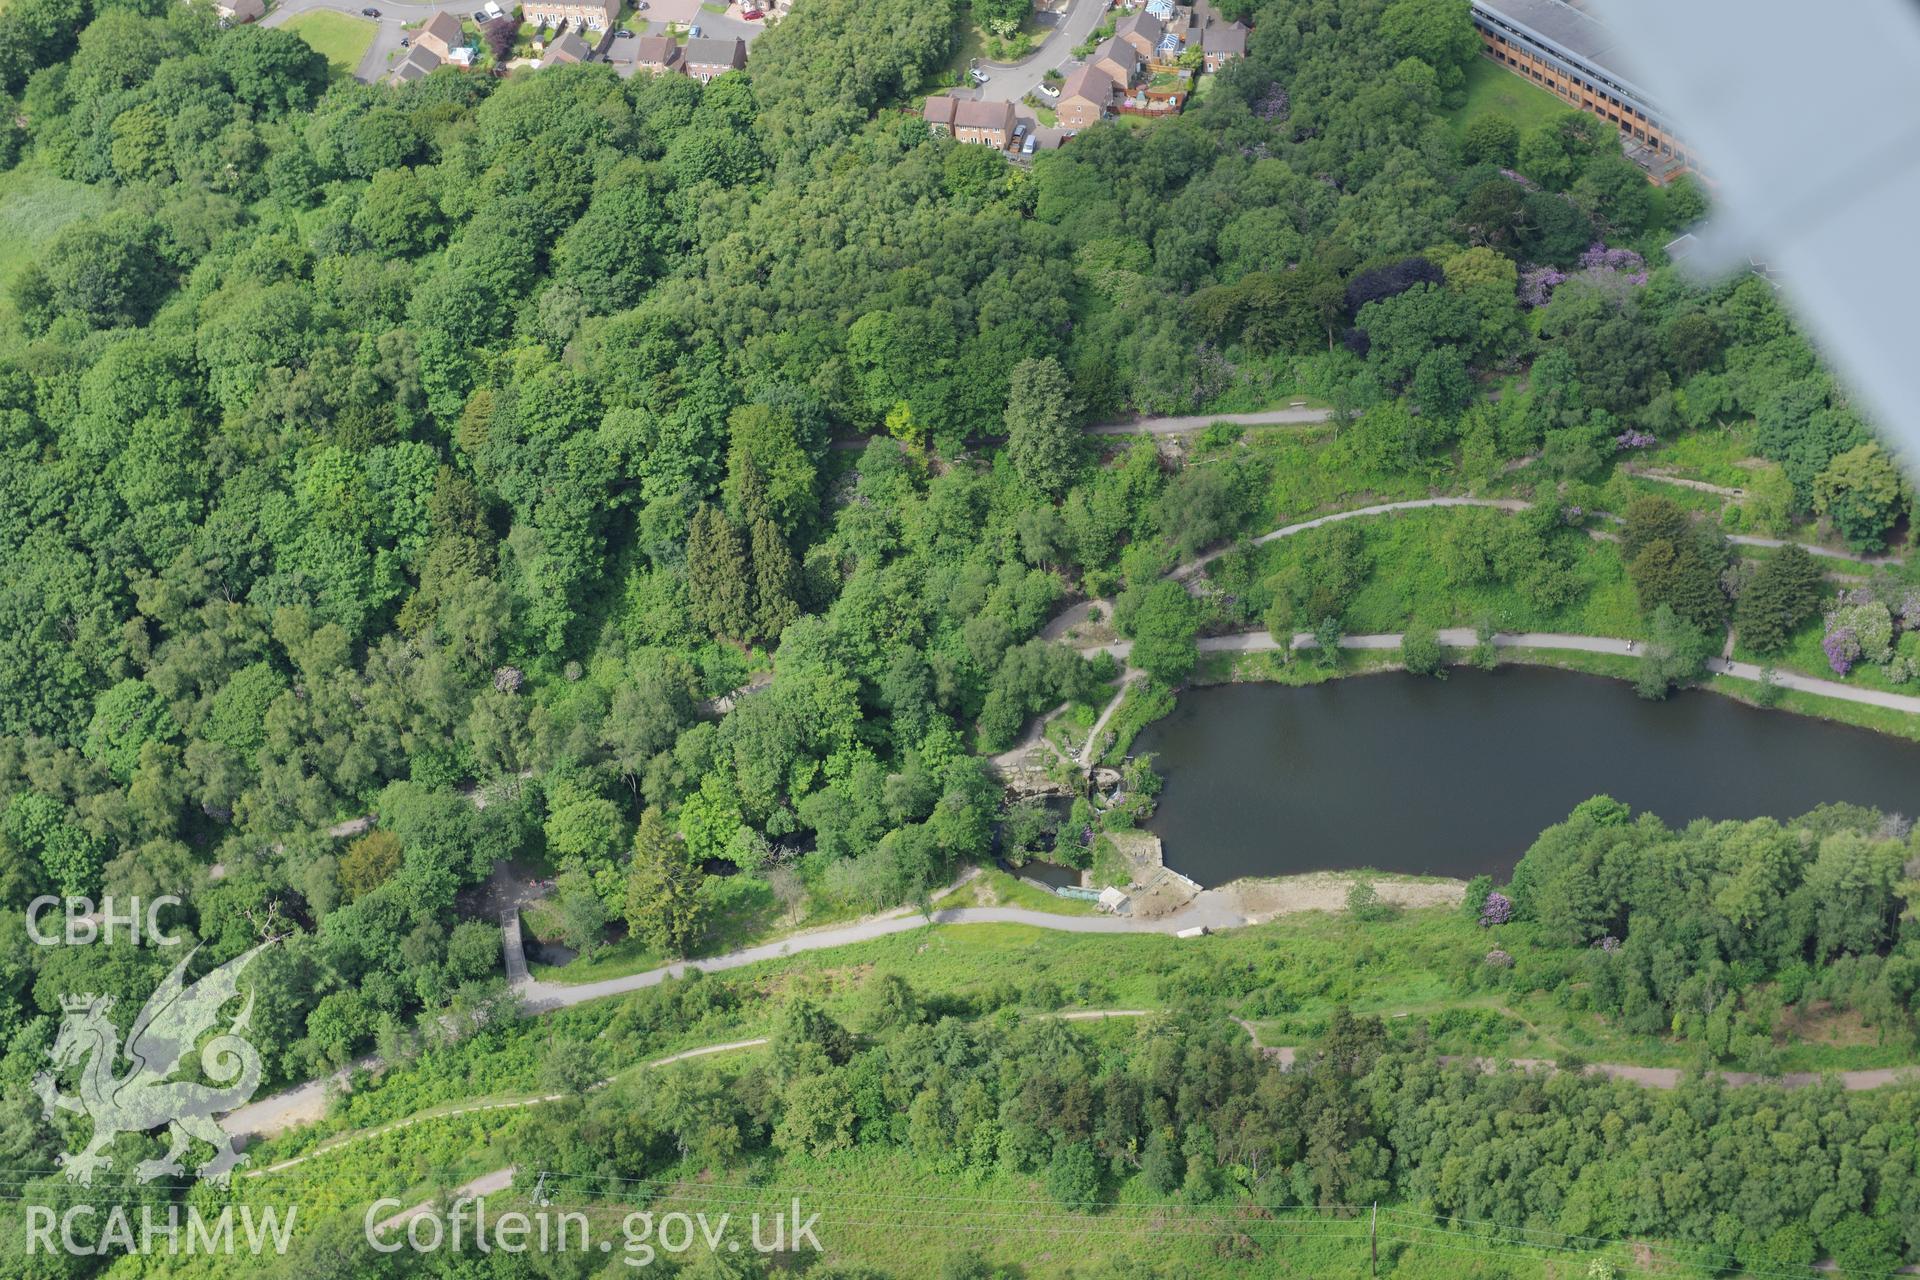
xmin=32 ymin=799 xmax=1918 ymax=1279
xmin=0 ymin=0 xmax=1911 ymax=1268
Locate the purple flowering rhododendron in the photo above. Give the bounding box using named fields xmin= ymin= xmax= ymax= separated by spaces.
xmin=1613 ymin=431 xmax=1657 ymax=451
xmin=1519 ymin=266 xmax=1568 ymax=308
xmin=1479 ymin=892 xmax=1513 ymax=926
xmin=1579 ymin=242 xmax=1646 ymax=273
xmin=1822 ymin=626 xmax=1859 ymax=676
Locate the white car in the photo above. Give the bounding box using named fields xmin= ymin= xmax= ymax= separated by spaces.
xmin=1037 ymin=82 xmax=1060 ymax=99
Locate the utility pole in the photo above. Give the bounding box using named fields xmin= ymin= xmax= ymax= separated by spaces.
xmin=1369 ymin=1202 xmax=1377 ymax=1277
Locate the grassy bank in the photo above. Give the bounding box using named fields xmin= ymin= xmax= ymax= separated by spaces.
xmin=283 ymin=10 xmax=378 ymax=80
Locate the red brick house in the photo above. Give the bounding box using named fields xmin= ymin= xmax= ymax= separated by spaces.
xmin=1056 ymin=65 xmax=1115 ymax=130
xmin=1089 ymin=37 xmax=1139 ymax=89
xmin=684 ymin=35 xmax=747 ymax=82
xmin=633 ymin=34 xmax=681 ymax=74
xmin=1114 ymin=11 xmax=1162 ymax=62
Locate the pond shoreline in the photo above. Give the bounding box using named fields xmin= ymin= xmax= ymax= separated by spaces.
xmin=1134 ymin=664 xmax=1920 ymax=886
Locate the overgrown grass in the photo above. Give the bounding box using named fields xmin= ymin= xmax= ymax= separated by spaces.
xmin=0 ymin=164 xmax=112 ymax=333
xmin=284 ymin=10 xmax=379 ymax=80
xmin=933 ymin=867 xmax=1097 ymax=915
xmin=1095 ymin=677 xmax=1173 ymax=764
xmin=1238 ymin=508 xmax=1644 ymax=638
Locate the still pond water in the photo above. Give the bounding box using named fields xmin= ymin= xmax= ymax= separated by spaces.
xmin=1134 ymin=667 xmax=1920 ymax=885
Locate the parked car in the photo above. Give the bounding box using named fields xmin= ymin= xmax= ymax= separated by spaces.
xmin=1013 ymin=122 xmax=1028 ymax=140
xmin=472 ymin=10 xmax=488 ymax=20
xmin=741 ymin=5 xmax=764 ymax=17
xmin=969 ymin=68 xmax=990 ymax=85
xmin=1038 ymin=83 xmax=1060 ymax=98
xmin=360 ymin=6 xmax=379 ymax=15
xmin=615 ymin=26 xmax=633 ymax=36
xmin=688 ymin=22 xmax=702 ymax=35
xmin=399 ymin=35 xmax=409 ymax=44
xmin=1022 ymin=133 xmax=1037 ymax=154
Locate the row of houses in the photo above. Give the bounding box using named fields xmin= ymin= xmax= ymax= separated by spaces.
xmin=391 ymin=9 xmax=747 ymax=84
xmin=1065 ymin=4 xmax=1247 ymax=125
xmin=1121 ymin=0 xmax=1247 ymax=71
xmin=609 ymin=33 xmax=748 ymax=80
xmin=923 ymin=2 xmax=1248 ymax=146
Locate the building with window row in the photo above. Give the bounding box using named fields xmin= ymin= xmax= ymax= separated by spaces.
xmin=1469 ymin=0 xmax=1700 ymax=182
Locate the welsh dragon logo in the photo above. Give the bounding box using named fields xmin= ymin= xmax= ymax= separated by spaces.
xmin=33 ymin=940 xmax=274 ymax=1187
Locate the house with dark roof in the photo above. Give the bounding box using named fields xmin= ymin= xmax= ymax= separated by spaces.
xmin=214 ymin=0 xmax=264 ymax=23
xmin=416 ymin=11 xmax=466 ymax=61
xmin=1089 ymin=38 xmax=1140 ymax=89
xmin=632 ymin=34 xmax=681 ymax=74
xmin=389 ymin=42 xmax=441 ymax=82
xmin=953 ymin=96 xmax=1015 ymax=149
xmin=1056 ymin=65 xmax=1115 ymax=130
xmin=923 ymin=94 xmax=958 ymax=134
xmin=1114 ymin=11 xmax=1162 ymax=62
xmin=1193 ymin=0 xmax=1248 ymax=70
xmin=923 ymin=94 xmax=1015 ymax=149
xmin=546 ymin=28 xmax=591 ymax=63
xmin=684 ymin=35 xmax=747 ymax=82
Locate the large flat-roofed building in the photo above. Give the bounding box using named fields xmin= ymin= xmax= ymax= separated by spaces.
xmin=1469 ymin=0 xmax=1698 ymax=182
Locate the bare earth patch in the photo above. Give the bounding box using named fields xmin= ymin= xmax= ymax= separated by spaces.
xmin=1221 ymin=872 xmax=1466 ymax=920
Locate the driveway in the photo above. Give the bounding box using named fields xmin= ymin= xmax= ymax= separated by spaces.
xmin=977 ymin=0 xmax=1109 ymax=104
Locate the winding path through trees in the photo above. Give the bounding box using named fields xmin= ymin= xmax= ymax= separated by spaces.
xmin=229 ymin=478 xmax=1920 ymax=1147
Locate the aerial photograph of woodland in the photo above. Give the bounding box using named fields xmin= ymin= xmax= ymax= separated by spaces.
xmin=0 ymin=0 xmax=1915 ymax=1274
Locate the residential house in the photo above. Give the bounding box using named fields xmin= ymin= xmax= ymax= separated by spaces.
xmin=953 ymin=96 xmax=1015 ymax=149
xmin=922 ymin=94 xmax=1015 ymax=149
xmin=605 ymin=36 xmax=640 ymax=74
xmin=1193 ymin=0 xmax=1248 ymax=70
xmin=1143 ymin=0 xmax=1176 ymax=21
xmin=546 ymin=28 xmax=591 ymax=63
xmin=629 ymin=34 xmax=681 ymax=73
xmin=683 ymin=35 xmax=747 ymax=82
xmin=214 ymin=0 xmax=264 ymax=23
xmin=1201 ymin=20 xmax=1246 ymax=69
xmin=390 ymin=44 xmax=440 ymax=81
xmin=922 ymin=94 xmax=957 ymax=135
xmin=1114 ymin=11 xmax=1162 ymax=62
xmin=1089 ymin=38 xmax=1139 ymax=89
xmin=1056 ymin=65 xmax=1115 ymax=129
xmin=523 ymin=0 xmax=618 ymax=31
xmin=415 ymin=11 xmax=466 ymax=61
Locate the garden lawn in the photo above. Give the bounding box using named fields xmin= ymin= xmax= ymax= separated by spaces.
xmin=1448 ymin=55 xmax=1571 ymax=139
xmin=284 ymin=10 xmax=379 ymax=80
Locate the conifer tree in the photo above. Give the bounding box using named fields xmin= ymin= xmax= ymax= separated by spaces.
xmin=687 ymin=503 xmax=752 ymax=640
